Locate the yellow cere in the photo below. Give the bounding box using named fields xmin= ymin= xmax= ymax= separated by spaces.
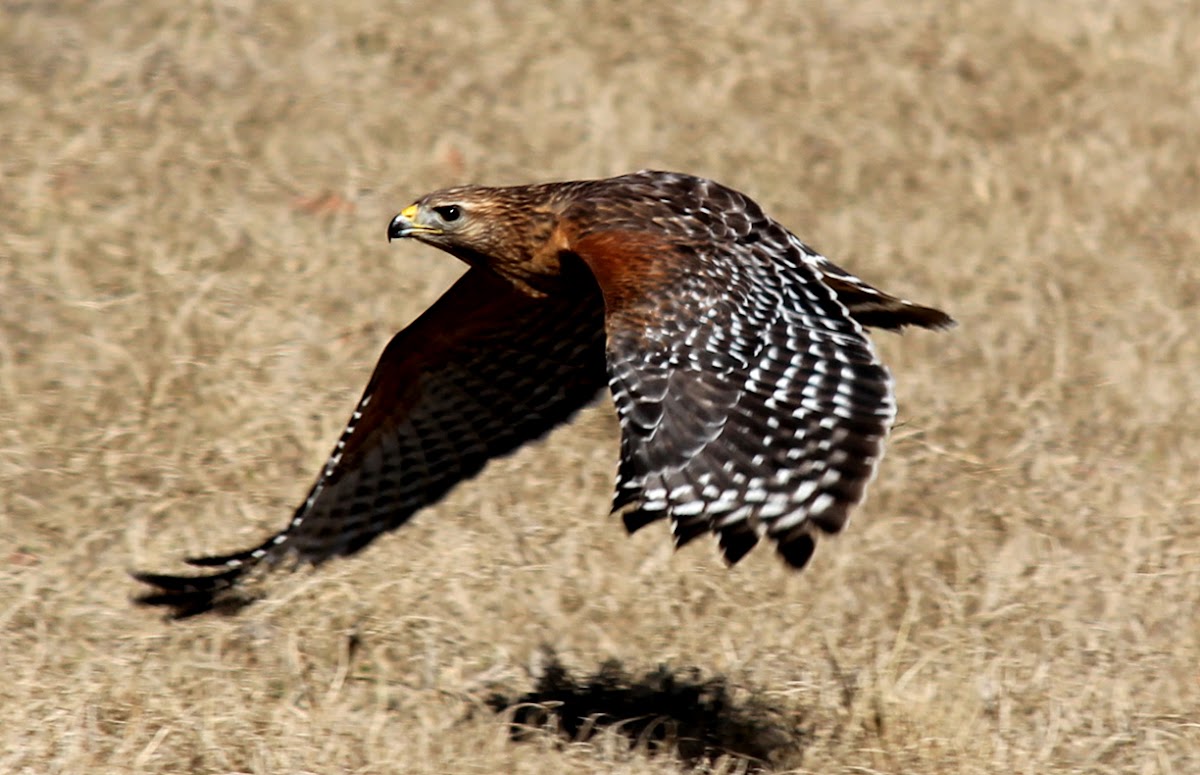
xmin=400 ymin=204 xmax=420 ymax=221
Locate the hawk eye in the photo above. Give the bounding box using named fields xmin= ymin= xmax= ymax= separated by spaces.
xmin=432 ymin=205 xmax=461 ymax=222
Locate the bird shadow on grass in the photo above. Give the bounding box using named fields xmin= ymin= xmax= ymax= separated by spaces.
xmin=482 ymin=651 xmax=805 ymax=772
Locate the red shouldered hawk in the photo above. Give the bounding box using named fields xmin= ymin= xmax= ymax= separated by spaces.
xmin=135 ymin=170 xmax=953 ymax=617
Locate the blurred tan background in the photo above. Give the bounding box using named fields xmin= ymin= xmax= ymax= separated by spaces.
xmin=2 ymin=1 xmax=1197 ymax=772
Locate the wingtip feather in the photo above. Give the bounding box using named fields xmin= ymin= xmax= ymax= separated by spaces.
xmin=130 ymin=566 xmax=254 ymax=619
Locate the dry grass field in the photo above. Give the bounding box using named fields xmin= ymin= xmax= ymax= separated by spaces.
xmin=3 ymin=0 xmax=1198 ymax=772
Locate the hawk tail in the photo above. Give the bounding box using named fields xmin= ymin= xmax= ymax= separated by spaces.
xmin=819 ymin=271 xmax=956 ymax=331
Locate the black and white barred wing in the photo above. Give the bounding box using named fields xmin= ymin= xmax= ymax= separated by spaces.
xmin=135 ymin=267 xmax=608 ymax=616
xmin=573 ymin=227 xmax=896 ymax=568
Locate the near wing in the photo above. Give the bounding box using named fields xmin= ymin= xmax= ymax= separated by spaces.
xmin=134 ymin=267 xmax=608 ymax=616
xmin=569 ymin=225 xmax=897 ymax=568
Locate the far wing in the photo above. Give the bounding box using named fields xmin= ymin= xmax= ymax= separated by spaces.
xmin=135 ymin=267 xmax=608 ymax=616
xmin=568 ymin=225 xmax=896 ymax=568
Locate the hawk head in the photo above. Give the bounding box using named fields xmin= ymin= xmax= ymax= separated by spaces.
xmin=388 ymin=184 xmax=572 ymax=295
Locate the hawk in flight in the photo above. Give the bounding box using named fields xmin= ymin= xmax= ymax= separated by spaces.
xmin=135 ymin=171 xmax=953 ymax=617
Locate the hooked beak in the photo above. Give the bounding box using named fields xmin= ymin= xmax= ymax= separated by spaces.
xmin=387 ymin=203 xmax=442 ymax=242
